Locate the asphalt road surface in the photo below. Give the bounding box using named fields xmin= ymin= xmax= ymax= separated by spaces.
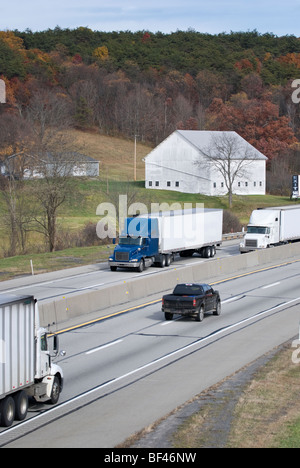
xmin=1 ymin=251 xmax=299 ymax=448
xmin=0 ymin=239 xmax=240 ymax=303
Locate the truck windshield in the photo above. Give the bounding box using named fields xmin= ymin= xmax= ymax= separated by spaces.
xmin=247 ymin=226 xmax=270 ymax=234
xmin=119 ymin=237 xmax=143 ymax=246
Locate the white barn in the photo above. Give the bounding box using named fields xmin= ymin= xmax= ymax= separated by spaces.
xmin=144 ymin=130 xmax=267 ymax=196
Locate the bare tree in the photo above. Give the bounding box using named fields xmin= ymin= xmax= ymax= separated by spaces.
xmin=29 ymin=146 xmax=80 ymax=252
xmin=0 ymin=114 xmax=34 ymax=255
xmin=198 ymin=132 xmax=258 ymax=208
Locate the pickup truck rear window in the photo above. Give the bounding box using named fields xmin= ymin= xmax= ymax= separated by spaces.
xmin=173 ymin=285 xmax=204 ymax=295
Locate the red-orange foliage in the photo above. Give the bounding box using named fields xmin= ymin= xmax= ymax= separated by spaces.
xmin=207 ymin=96 xmax=297 ymax=159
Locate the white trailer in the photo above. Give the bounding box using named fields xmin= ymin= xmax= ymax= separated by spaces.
xmin=240 ymin=205 xmax=300 ymax=253
xmin=0 ymin=294 xmax=64 ymax=427
xmin=151 ymin=208 xmax=223 ymax=257
xmin=109 ymin=208 xmax=223 ymax=271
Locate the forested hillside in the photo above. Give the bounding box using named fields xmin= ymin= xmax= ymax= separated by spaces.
xmin=1 ymin=27 xmax=300 ymax=171
xmin=1 ymin=27 xmax=300 ymax=257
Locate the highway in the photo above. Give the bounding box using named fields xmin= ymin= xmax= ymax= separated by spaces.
xmin=1 ymin=242 xmax=299 ymax=447
xmin=0 ymin=239 xmax=239 ymax=303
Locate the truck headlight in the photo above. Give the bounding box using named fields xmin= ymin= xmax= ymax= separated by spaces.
xmin=130 ymin=259 xmax=139 ymax=262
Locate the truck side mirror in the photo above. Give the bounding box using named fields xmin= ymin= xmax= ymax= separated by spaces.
xmin=53 ymin=335 xmax=59 ymax=352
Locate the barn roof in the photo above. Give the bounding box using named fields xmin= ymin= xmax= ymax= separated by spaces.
xmin=145 ymin=130 xmax=268 ymax=161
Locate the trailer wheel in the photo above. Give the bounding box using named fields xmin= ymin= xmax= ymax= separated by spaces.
xmin=14 ymin=390 xmax=28 ymax=421
xmin=0 ymin=396 xmax=15 ymax=427
xmin=204 ymin=246 xmax=211 ymax=258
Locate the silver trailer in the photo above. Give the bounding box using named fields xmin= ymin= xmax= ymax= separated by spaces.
xmin=0 ymin=295 xmax=64 ymax=427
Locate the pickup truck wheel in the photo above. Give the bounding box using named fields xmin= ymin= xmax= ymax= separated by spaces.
xmin=14 ymin=390 xmax=28 ymax=421
xmin=165 ymin=312 xmax=173 ymax=320
xmin=0 ymin=396 xmax=15 ymax=427
xmin=196 ymin=306 xmax=204 ymax=322
xmin=214 ymin=300 xmax=221 ymax=316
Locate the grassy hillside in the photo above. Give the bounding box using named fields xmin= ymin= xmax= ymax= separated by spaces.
xmin=0 ymin=129 xmax=297 ymax=278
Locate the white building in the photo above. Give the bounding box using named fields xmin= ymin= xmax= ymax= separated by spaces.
xmin=144 ymin=130 xmax=267 ymax=195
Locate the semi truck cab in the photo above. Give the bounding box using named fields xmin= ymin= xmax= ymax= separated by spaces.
xmin=109 ymin=217 xmax=159 ymax=272
xmin=109 ymin=235 xmax=158 ymax=272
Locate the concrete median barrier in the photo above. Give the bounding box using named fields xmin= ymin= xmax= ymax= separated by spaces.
xmin=39 ymin=242 xmax=300 ymax=328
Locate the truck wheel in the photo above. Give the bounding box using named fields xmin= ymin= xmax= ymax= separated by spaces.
xmin=110 ymin=266 xmax=117 ymax=271
xmin=165 ymin=254 xmax=171 ymax=266
xmin=204 ymin=246 xmax=211 ymax=258
xmin=137 ymin=260 xmax=144 ymax=272
xmin=196 ymin=306 xmax=204 ymax=322
xmin=49 ymin=376 xmax=60 ymax=405
xmin=165 ymin=312 xmax=173 ymax=320
xmin=0 ymin=396 xmax=15 ymax=427
xmin=14 ymin=390 xmax=28 ymax=421
xmin=160 ymin=256 xmax=166 ymax=268
xmin=213 ymin=300 xmax=221 ymax=316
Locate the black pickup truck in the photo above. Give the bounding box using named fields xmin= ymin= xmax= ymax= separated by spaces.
xmin=162 ymin=283 xmax=221 ymax=322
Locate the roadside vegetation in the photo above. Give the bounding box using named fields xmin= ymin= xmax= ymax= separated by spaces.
xmin=171 ymin=341 xmax=300 ymax=448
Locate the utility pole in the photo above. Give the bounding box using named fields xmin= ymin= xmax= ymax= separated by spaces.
xmin=0 ymin=79 xmax=6 ymax=104
xmin=134 ymin=135 xmax=138 ymax=182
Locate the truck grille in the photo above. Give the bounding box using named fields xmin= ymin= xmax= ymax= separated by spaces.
xmin=115 ymin=252 xmax=129 ymax=261
xmin=245 ymin=239 xmax=258 ymax=248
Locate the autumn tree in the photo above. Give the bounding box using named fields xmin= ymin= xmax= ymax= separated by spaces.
xmin=207 ymin=94 xmax=297 ymax=159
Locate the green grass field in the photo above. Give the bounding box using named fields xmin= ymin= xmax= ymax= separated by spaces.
xmin=0 ymin=129 xmax=298 ymax=279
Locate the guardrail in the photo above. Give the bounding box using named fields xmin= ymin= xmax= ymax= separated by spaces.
xmin=222 ymin=231 xmax=244 ymax=240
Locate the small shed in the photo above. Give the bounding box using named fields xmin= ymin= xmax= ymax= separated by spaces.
xmin=23 ymin=152 xmax=99 ymax=179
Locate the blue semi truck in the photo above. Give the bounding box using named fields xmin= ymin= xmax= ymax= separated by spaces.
xmin=109 ymin=208 xmax=223 ymax=272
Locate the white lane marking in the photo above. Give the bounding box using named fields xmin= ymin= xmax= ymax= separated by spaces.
xmin=3 ymin=295 xmax=300 ymax=441
xmin=222 ymin=296 xmax=242 ymax=304
xmin=161 ymin=317 xmax=182 ymax=326
xmin=1 ymin=280 xmax=104 ymax=295
xmin=85 ymin=339 xmax=123 ymax=355
xmin=261 ymin=282 xmax=280 ymax=290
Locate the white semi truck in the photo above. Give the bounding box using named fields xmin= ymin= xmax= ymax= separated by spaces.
xmin=109 ymin=208 xmax=223 ymax=271
xmin=240 ymin=205 xmax=300 ymax=253
xmin=0 ymin=294 xmax=64 ymax=427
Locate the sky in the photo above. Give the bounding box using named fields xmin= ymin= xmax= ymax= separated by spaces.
xmin=0 ymin=0 xmax=299 ymax=36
